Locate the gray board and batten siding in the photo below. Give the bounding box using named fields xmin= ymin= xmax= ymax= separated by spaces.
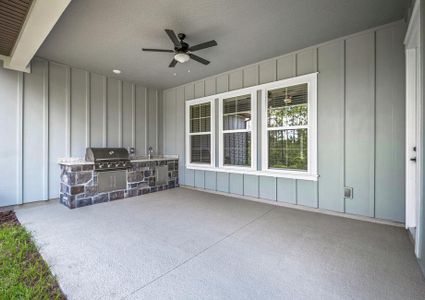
xmin=162 ymin=20 xmax=406 ymax=223
xmin=0 ymin=57 xmax=161 ymax=206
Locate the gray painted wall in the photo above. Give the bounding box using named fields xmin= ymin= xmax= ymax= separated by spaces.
xmin=162 ymin=20 xmax=406 ymax=223
xmin=0 ymin=57 xmax=161 ymax=206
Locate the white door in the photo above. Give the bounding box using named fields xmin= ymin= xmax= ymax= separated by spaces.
xmin=405 ymin=48 xmax=418 ymax=229
xmin=405 ymin=0 xmax=422 ymax=258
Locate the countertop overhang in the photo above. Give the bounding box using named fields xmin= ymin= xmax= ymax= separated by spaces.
xmin=58 ymin=155 xmax=179 ymax=166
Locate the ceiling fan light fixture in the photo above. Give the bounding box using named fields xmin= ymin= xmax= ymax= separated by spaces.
xmin=174 ymin=52 xmax=190 ymax=63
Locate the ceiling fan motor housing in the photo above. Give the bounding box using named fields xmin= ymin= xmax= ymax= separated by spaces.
xmin=176 ymin=42 xmax=189 ymax=52
xmin=177 ymin=33 xmax=186 ymax=40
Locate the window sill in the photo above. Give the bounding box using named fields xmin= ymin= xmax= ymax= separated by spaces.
xmin=185 ymin=165 xmax=318 ymax=181
xmin=186 ymin=164 xmax=216 ymax=171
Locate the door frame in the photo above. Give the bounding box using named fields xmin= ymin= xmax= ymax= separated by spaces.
xmin=404 ymin=0 xmax=423 ymax=257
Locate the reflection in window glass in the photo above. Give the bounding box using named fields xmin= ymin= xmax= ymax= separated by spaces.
xmin=221 ymin=93 xmax=253 ymax=168
xmin=191 ymin=135 xmax=211 ymax=163
xmin=223 ymin=95 xmax=252 ymax=130
xmin=268 ymin=129 xmax=307 ymax=171
xmin=268 ymin=83 xmax=308 ymax=127
xmin=223 ymin=132 xmax=251 ymax=166
xmin=266 ymin=82 xmax=309 ymax=172
xmin=190 ymin=103 xmax=211 ymax=133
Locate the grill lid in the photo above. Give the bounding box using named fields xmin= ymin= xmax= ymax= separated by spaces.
xmin=85 ymin=148 xmax=130 ymax=162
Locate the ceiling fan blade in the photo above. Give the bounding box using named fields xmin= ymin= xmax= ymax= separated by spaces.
xmin=188 ymin=40 xmax=217 ymax=52
xmin=169 ymin=59 xmax=178 ymax=68
xmin=165 ymin=29 xmax=181 ymax=47
xmin=189 ymin=53 xmax=210 ymax=65
xmin=142 ymin=48 xmax=174 ymax=53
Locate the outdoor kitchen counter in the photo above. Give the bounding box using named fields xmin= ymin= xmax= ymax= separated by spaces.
xmin=58 ymin=155 xmax=179 ymax=166
xmin=58 ymin=155 xmax=179 ymax=209
xmin=57 ymin=158 xmax=94 ymax=166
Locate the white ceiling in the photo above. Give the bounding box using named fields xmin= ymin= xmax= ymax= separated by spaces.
xmin=37 ymin=0 xmax=407 ymax=89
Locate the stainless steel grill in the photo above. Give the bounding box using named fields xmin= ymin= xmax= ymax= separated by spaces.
xmin=85 ymin=148 xmax=131 ymax=171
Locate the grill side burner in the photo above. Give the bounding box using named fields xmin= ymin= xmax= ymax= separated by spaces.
xmin=85 ymin=148 xmax=131 ymax=171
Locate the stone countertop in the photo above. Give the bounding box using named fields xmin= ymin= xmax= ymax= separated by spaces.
xmin=130 ymin=155 xmax=179 ymax=163
xmin=58 ymin=158 xmax=94 ymax=166
xmin=58 ymin=155 xmax=179 ymax=166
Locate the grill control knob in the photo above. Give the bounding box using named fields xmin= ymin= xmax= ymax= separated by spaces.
xmin=98 ymin=164 xmax=103 ymax=169
xmin=107 ymin=163 xmax=112 ymax=168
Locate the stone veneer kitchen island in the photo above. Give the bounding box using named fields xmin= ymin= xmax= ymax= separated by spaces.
xmin=58 ymin=156 xmax=179 ymax=208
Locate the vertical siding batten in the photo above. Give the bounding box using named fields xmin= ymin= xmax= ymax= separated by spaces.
xmin=43 ymin=60 xmax=49 ymax=200
xmin=132 ymin=84 xmax=136 ymax=148
xmin=119 ymin=80 xmax=123 ymax=147
xmin=144 ymin=87 xmax=148 ymax=153
xmin=17 ymin=72 xmax=23 ymax=204
xmin=65 ymin=66 xmax=71 ymax=156
xmin=175 ymin=86 xmax=185 ymax=184
xmin=103 ymin=75 xmax=107 ymax=147
xmin=85 ymin=72 xmax=90 ymax=148
xmin=156 ymin=89 xmax=159 ymax=151
xmin=343 ymin=39 xmax=347 ymax=213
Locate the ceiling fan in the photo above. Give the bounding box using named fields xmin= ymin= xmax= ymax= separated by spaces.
xmin=142 ymin=29 xmax=217 ymax=67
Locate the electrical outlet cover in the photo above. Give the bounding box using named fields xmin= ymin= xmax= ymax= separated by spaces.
xmin=344 ymin=187 xmax=353 ymax=199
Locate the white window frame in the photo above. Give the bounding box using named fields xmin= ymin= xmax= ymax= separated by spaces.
xmin=218 ymin=88 xmax=257 ymax=171
xmin=185 ymin=97 xmax=216 ymax=169
xmin=261 ymin=73 xmax=318 ymax=180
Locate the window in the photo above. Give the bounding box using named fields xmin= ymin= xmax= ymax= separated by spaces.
xmin=261 ymin=73 xmax=317 ymax=178
xmin=219 ymin=90 xmax=256 ymax=170
xmin=184 ymin=73 xmax=317 ymax=180
xmin=186 ymin=98 xmax=215 ymax=168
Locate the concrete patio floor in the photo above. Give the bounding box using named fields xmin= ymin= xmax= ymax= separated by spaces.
xmin=16 ymin=188 xmax=425 ymax=300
